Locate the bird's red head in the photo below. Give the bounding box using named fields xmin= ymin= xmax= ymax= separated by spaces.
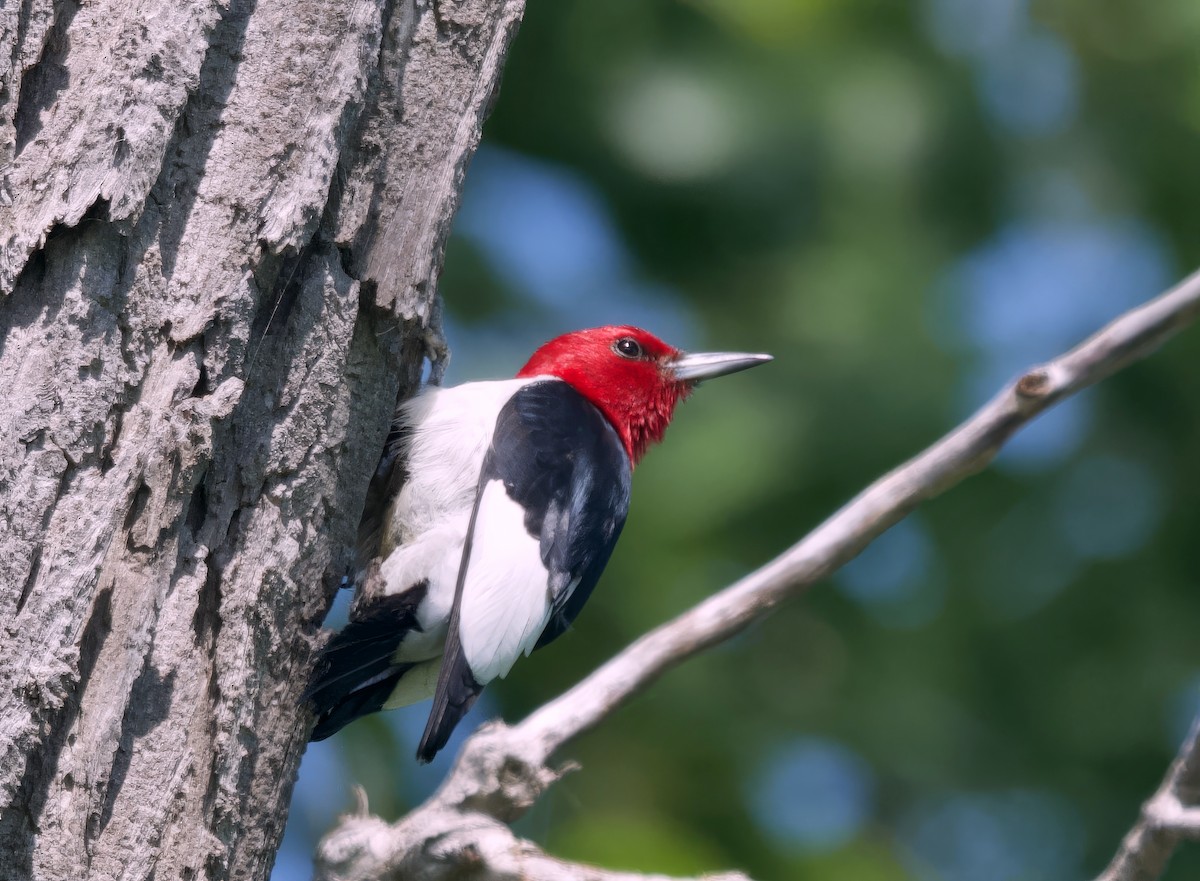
xmin=517 ymin=326 xmax=773 ymax=465
xmin=517 ymin=326 xmax=686 ymax=464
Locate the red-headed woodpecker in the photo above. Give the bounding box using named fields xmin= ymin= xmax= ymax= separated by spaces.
xmin=305 ymin=326 xmax=771 ymax=761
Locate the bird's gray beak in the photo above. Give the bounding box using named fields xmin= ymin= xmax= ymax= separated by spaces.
xmin=670 ymin=350 xmax=774 ymax=383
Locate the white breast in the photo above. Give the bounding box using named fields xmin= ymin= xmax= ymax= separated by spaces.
xmin=387 ymin=377 xmax=539 ymax=544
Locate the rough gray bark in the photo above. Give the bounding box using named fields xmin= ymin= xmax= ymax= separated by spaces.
xmin=0 ymin=1 xmax=524 ymax=879
xmin=315 ymin=267 xmax=1200 ymax=881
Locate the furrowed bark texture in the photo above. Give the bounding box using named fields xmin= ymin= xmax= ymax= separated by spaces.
xmin=0 ymin=1 xmax=524 ymax=879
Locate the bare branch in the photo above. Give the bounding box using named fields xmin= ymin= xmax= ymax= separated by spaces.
xmin=1175 ymin=809 xmax=1200 ymax=838
xmin=508 ymin=265 xmax=1200 ymax=763
xmin=315 ymin=785 xmax=754 ymax=881
xmin=1095 ymin=717 xmax=1200 ymax=881
xmin=316 ymin=267 xmax=1200 ymax=880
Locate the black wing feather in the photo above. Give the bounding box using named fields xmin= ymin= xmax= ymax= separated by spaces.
xmin=487 ymin=382 xmax=631 ymax=647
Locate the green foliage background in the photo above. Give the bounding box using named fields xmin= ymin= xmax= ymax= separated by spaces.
xmin=282 ymin=2 xmax=1200 ymax=879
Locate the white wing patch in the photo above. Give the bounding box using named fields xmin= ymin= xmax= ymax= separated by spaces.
xmin=458 ymin=479 xmax=553 ymax=684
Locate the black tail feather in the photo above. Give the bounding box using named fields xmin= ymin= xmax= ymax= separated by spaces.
xmin=304 ymin=584 xmax=428 ymax=742
xmin=309 ymin=663 xmax=410 ymax=741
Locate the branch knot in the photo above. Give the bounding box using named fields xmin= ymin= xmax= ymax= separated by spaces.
xmin=1016 ymin=369 xmax=1051 ymax=398
xmin=430 ymin=721 xmax=559 ymax=822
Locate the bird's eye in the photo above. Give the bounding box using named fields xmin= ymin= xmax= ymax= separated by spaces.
xmin=613 ymin=337 xmax=643 ymax=359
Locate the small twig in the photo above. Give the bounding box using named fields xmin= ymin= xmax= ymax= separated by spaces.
xmin=466 ymin=826 xmax=752 ymax=881
xmin=1095 ymin=716 xmax=1200 ymax=881
xmin=316 ymin=267 xmax=1200 ymax=881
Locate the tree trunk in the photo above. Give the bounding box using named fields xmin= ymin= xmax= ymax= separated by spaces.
xmin=0 ymin=1 xmax=522 ymax=879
